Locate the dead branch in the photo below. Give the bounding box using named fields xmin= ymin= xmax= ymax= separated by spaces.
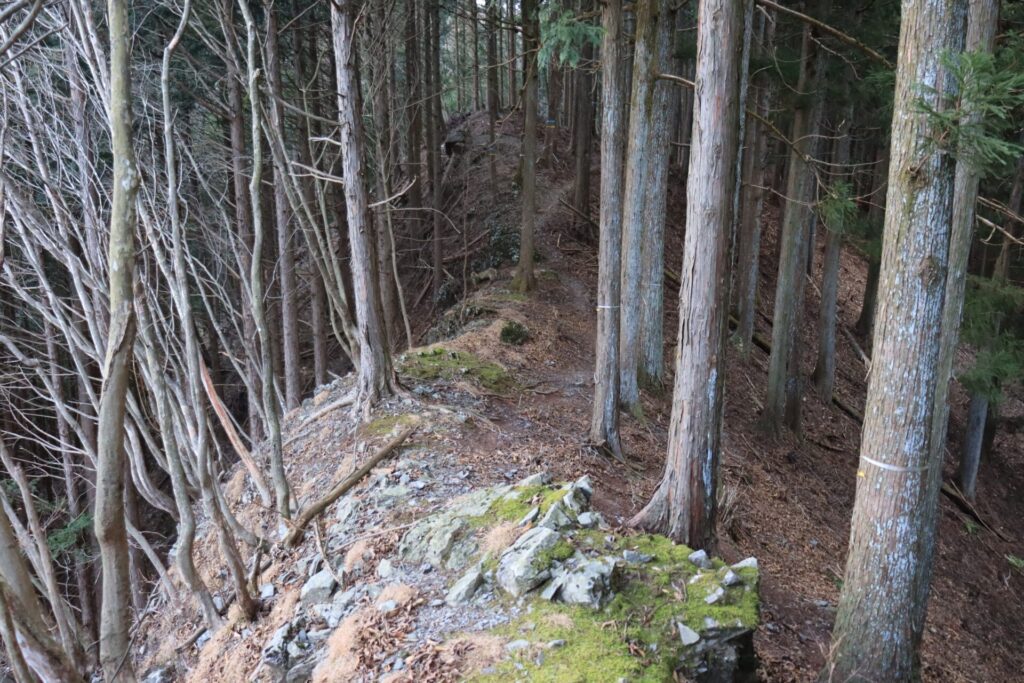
xmin=284 ymin=421 xmax=419 ymax=547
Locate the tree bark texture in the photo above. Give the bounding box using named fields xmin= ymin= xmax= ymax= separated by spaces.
xmin=590 ymin=0 xmax=627 ymax=459
xmin=95 ymin=0 xmax=139 ymax=678
xmin=332 ymin=0 xmax=398 ymax=417
xmin=629 ymin=0 xmax=743 ymax=549
xmin=825 ymin=0 xmax=966 ymax=678
xmin=619 ymin=0 xmax=676 ymax=407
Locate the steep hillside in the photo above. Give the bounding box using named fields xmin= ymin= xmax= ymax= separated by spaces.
xmin=137 ymin=113 xmax=1024 ymax=682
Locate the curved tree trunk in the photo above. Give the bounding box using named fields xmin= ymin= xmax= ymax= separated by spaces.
xmin=630 ymin=0 xmax=743 ymax=549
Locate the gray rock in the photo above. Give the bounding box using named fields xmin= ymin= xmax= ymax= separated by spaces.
xmin=377 ymin=558 xmax=395 ymax=579
xmin=334 ymin=497 xmax=359 ymax=524
xmin=300 ymin=569 xmax=337 ymax=605
xmin=400 ymin=486 xmax=512 ymax=567
xmin=577 ymin=511 xmax=601 ymax=528
xmin=539 ymin=501 xmax=574 ymax=530
xmin=195 ymin=630 xmax=212 ymax=649
xmin=286 ymin=660 xmax=315 ymax=683
xmin=518 ymin=506 xmax=540 ymax=526
xmin=677 ymin=623 xmax=701 ymax=646
xmin=557 ymin=558 xmax=617 ymax=608
xmin=731 ymin=557 xmax=758 ymax=571
xmin=410 ymin=480 xmax=427 ymax=490
xmin=260 ymin=583 xmax=276 ymax=599
xmin=505 ymin=639 xmax=531 ymax=653
xmin=704 ymin=586 xmax=726 ymax=605
xmin=496 ymin=527 xmax=562 ymax=596
xmin=562 ymin=479 xmax=592 ymax=516
xmin=688 ymin=549 xmax=713 ymax=569
xmin=622 ymin=549 xmax=653 ymax=564
xmin=721 ymin=570 xmax=742 ymax=587
xmin=446 ymin=565 xmax=485 ymax=605
xmin=379 ymin=485 xmax=410 ymax=500
xmin=515 ymin=472 xmax=552 ymax=488
xmin=142 ymin=665 xmax=176 ymax=683
xmin=263 ymin=623 xmax=294 ymax=668
xmin=547 ymin=639 xmax=566 ymax=649
xmin=377 ymin=600 xmax=398 ymax=614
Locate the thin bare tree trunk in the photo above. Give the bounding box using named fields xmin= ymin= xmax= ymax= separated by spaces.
xmin=619 ymin=0 xmax=675 ymax=408
xmin=763 ymin=21 xmax=821 ymax=434
xmin=590 ymin=0 xmax=627 ymax=460
xmin=332 ymin=0 xmax=398 ymax=417
xmin=95 ymin=0 xmax=138 ymax=677
xmin=487 ymin=0 xmax=500 ymax=195
xmin=238 ymin=0 xmax=291 ymax=521
xmin=811 ymin=104 xmax=854 ymax=400
xmin=265 ymin=3 xmax=302 ymax=410
xmin=571 ymin=16 xmax=595 ymax=236
xmin=825 ymin=0 xmax=966 ymax=677
xmin=630 ymin=0 xmax=743 ymax=549
xmin=514 ymin=0 xmax=538 ymax=292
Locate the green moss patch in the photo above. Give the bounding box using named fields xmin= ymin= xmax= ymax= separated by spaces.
xmin=399 ymin=347 xmax=515 ymax=394
xmin=465 ymin=529 xmax=758 ymax=682
xmin=360 ymin=413 xmax=419 ymax=437
xmin=469 ymin=483 xmax=568 ymax=528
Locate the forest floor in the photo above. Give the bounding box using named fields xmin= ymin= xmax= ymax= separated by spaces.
xmin=139 ymin=111 xmax=1024 ymax=682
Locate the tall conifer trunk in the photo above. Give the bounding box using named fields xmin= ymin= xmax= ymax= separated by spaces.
xmin=630 ymin=0 xmax=743 ymax=548
xmin=825 ymin=0 xmax=966 ymax=678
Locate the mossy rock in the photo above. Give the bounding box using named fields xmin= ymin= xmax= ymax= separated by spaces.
xmin=399 ymin=347 xmax=515 ymax=394
xmin=500 ymin=320 xmax=530 ymax=345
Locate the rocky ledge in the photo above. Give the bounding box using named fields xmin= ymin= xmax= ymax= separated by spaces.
xmin=256 ymin=467 xmax=759 ymax=682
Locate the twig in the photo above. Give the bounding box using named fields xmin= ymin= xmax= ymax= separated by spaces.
xmin=284 ymin=422 xmax=419 ymax=547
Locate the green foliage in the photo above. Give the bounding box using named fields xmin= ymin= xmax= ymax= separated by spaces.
xmin=818 ymin=180 xmax=858 ymax=235
xmin=499 ymin=320 xmax=530 ymax=345
xmin=48 ymin=512 xmax=92 ymax=557
xmin=916 ymin=50 xmax=1024 ymax=175
xmin=538 ymin=6 xmax=601 ymax=69
xmin=959 ymin=277 xmax=1024 ymax=401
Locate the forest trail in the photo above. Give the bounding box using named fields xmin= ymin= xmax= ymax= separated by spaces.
xmin=135 ymin=112 xmax=1024 ymax=683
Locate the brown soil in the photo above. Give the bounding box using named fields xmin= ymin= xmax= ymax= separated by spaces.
xmin=138 ymin=110 xmax=1024 ymax=682
xmin=402 ymin=110 xmax=1024 ymax=681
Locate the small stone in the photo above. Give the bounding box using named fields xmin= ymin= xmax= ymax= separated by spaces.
xmin=429 ymin=599 xmax=444 ymax=607
xmin=496 ymin=527 xmax=562 ymax=596
xmin=516 ymin=472 xmax=552 ymax=488
xmin=557 ymin=558 xmax=617 ymax=608
xmin=377 ymin=558 xmax=395 ymax=579
xmin=446 ymin=565 xmax=485 ymax=605
xmin=213 ymin=595 xmax=225 ymax=611
xmin=518 ymin=506 xmax=540 ymax=526
xmin=814 ymin=599 xmax=830 ymax=608
xmin=622 ymin=549 xmax=653 ymax=564
xmin=420 ymin=562 xmax=434 ymax=574
xmin=411 ymin=480 xmax=427 ymax=490
xmin=703 ymin=616 xmax=719 ymax=629
xmin=260 ymin=584 xmax=276 ymax=599
xmin=195 ymin=630 xmax=211 ymax=649
xmin=577 ymin=511 xmax=600 ymax=528
xmin=547 ymin=639 xmax=566 ymax=649
xmin=539 ymin=501 xmax=574 ymax=530
xmin=721 ymin=570 xmax=742 ymax=587
xmin=731 ymin=557 xmax=758 ymax=571
xmin=677 ymin=623 xmax=701 ymax=646
xmin=300 ymin=569 xmax=337 ymax=605
xmin=377 ymin=599 xmax=398 ymax=613
xmin=688 ymin=549 xmax=713 ymax=569
xmin=379 ymin=485 xmax=410 ymax=500
xmin=505 ymin=639 xmax=531 ymax=653
xmin=704 ymin=587 xmax=726 ymax=605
